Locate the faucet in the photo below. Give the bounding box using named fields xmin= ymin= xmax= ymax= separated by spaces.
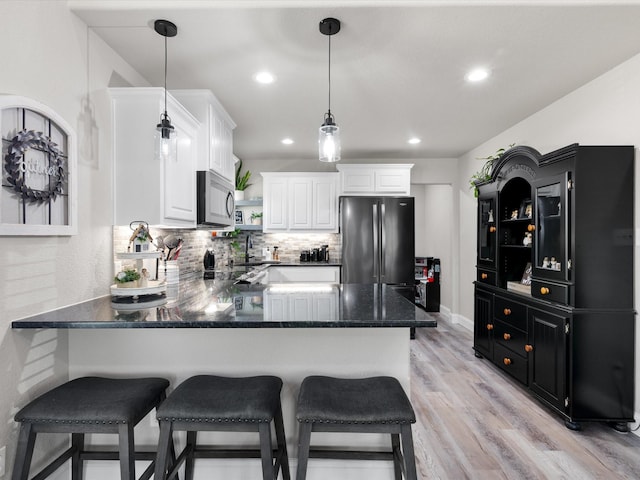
xmin=245 ymin=233 xmax=253 ymax=263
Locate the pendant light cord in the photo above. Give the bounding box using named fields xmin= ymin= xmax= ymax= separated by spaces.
xmin=327 ymin=33 xmax=331 ymax=116
xmin=164 ymin=33 xmax=168 ymax=117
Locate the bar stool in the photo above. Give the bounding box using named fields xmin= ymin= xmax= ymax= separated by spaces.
xmin=12 ymin=376 xmax=171 ymax=480
xmin=295 ymin=375 xmax=418 ymax=480
xmin=154 ymin=375 xmax=290 ymax=480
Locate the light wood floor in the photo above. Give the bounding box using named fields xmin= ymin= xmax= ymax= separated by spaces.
xmin=410 ymin=315 xmax=640 ymax=479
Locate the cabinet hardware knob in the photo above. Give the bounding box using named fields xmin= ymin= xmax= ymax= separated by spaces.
xmin=525 ymin=344 xmax=533 ymax=353
xmin=503 ymin=358 xmax=512 ymax=366
xmin=527 ymin=224 xmax=536 ymax=232
xmin=487 ymin=324 xmax=494 ymax=331
xmin=503 ymin=333 xmax=511 ymax=340
xmin=540 ymin=287 xmax=550 ymax=295
xmin=489 ymin=226 xmax=496 ymax=233
xmin=503 ymin=308 xmax=511 ymax=315
xmin=481 ymin=273 xmax=488 ymax=279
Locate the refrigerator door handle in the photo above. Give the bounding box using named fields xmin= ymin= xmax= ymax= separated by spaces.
xmin=380 ymin=203 xmax=386 ymax=278
xmin=372 ymin=203 xmax=379 ymax=280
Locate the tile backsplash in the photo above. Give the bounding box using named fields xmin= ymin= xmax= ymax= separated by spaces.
xmin=113 ymin=226 xmax=341 ymax=280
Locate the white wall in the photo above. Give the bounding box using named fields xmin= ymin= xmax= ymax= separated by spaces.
xmin=0 ymin=0 xmax=149 ymax=472
xmin=457 ymin=51 xmax=640 ymax=429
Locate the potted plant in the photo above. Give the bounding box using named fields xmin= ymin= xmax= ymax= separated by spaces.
xmin=250 ymin=211 xmax=263 ymax=225
xmin=114 ymin=268 xmax=141 ymax=288
xmin=235 ymin=159 xmax=252 ymax=201
xmin=469 ymin=144 xmax=515 ymax=198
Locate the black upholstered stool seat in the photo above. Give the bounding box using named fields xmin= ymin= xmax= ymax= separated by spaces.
xmin=154 ymin=375 xmax=290 ymax=480
xmin=296 ymin=376 xmax=418 ymax=480
xmin=12 ymin=376 xmax=171 ymax=480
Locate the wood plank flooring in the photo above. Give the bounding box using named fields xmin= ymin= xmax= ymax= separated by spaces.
xmin=410 ymin=315 xmax=640 ymax=479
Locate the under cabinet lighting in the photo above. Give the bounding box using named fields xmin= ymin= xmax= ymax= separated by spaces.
xmin=408 ymin=137 xmax=421 ymax=145
xmin=281 ymin=138 xmax=294 ymax=145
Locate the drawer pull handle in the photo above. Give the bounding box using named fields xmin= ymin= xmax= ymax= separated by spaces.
xmin=503 ymin=308 xmax=511 ymax=316
xmin=503 ymin=333 xmax=511 ymax=340
xmin=503 ymin=358 xmax=512 ymax=366
xmin=489 ymin=226 xmax=496 ymax=233
xmin=486 ymin=324 xmax=494 ymax=331
xmin=540 ymin=287 xmax=550 ymax=295
xmin=527 ymin=224 xmax=536 ymax=232
xmin=525 ymin=344 xmax=533 ymax=353
xmin=481 ymin=273 xmax=488 ymax=280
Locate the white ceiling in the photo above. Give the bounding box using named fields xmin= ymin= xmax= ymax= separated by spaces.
xmin=70 ymin=0 xmax=640 ymax=161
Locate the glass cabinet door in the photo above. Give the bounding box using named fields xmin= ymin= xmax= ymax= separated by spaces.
xmin=533 ymin=173 xmax=570 ymax=282
xmin=478 ymin=195 xmax=497 ymax=268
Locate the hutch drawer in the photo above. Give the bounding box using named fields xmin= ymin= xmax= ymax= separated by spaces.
xmin=494 ymin=319 xmax=527 ymax=357
xmin=494 ymin=343 xmax=528 ymax=385
xmin=477 ymin=268 xmax=496 ymax=286
xmin=494 ymin=296 xmax=527 ymax=330
xmin=531 ymin=279 xmax=569 ymax=304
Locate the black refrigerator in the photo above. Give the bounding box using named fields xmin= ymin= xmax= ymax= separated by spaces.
xmin=340 ymin=196 xmax=415 ymax=293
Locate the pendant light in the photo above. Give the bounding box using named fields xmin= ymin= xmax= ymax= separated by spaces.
xmin=154 ymin=19 xmax=178 ymax=162
xmin=318 ymin=17 xmax=341 ymax=163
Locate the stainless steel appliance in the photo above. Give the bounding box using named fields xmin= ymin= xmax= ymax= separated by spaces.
xmin=196 ymin=170 xmax=235 ymax=228
xmin=340 ymin=196 xmax=415 ymax=289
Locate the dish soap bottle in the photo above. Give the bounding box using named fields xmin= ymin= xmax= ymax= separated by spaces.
xmin=273 ymin=246 xmax=279 ymax=261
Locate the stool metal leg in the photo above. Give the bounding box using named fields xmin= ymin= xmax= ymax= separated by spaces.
xmin=118 ymin=423 xmax=135 ymax=480
xmin=295 ymin=422 xmax=312 ymax=480
xmin=274 ymin=406 xmax=291 ymax=480
xmin=400 ymin=425 xmax=417 ymax=480
xmin=71 ymin=433 xmax=84 ymax=480
xmin=11 ymin=423 xmax=35 ymax=480
xmin=185 ymin=431 xmax=197 ymax=480
xmin=258 ymin=423 xmax=275 ymax=480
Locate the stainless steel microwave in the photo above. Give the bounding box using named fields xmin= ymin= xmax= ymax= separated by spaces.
xmin=196 ymin=170 xmax=235 ymax=228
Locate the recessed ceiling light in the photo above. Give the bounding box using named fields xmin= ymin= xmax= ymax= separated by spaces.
xmin=254 ymin=71 xmax=276 ymax=84
xmin=466 ymin=68 xmax=490 ymax=83
xmin=281 ymin=138 xmax=294 ymax=145
xmin=408 ymin=137 xmax=421 ymax=145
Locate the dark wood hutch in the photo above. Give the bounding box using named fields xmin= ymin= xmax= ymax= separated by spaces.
xmin=473 ymin=144 xmax=635 ymax=431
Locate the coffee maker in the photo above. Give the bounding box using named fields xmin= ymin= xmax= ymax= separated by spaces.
xmin=203 ymin=248 xmax=216 ymax=279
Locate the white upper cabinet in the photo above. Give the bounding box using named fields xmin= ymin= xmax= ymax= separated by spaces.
xmin=110 ymin=88 xmax=199 ymax=227
xmin=171 ymin=90 xmax=236 ymax=182
xmin=337 ymin=164 xmax=413 ymax=195
xmin=262 ymin=172 xmax=338 ymax=233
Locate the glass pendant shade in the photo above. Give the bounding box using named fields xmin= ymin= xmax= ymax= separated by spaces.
xmin=156 ymin=113 xmax=177 ymax=162
xmin=154 ymin=19 xmax=178 ymax=163
xmin=319 ymin=119 xmax=341 ymax=163
xmin=318 ymin=17 xmax=341 ymax=163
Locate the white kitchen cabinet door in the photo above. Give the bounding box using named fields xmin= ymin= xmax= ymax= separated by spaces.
xmin=264 ymin=293 xmax=288 ymax=321
xmin=110 ymin=88 xmax=199 ymax=227
xmin=171 ymin=90 xmax=236 ymax=183
xmin=340 ymin=167 xmax=375 ymax=193
xmin=313 ymin=176 xmax=337 ymax=230
xmin=263 ymin=175 xmax=288 ymax=231
xmin=313 ymin=293 xmax=339 ymax=321
xmin=262 ymin=172 xmax=338 ymax=233
xmin=337 ymin=164 xmax=413 ymax=196
xmin=375 ymin=168 xmax=411 ymax=193
xmin=289 ymin=177 xmax=313 ymax=230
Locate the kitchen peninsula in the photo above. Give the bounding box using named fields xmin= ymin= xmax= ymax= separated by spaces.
xmin=12 ymin=271 xmax=435 ymax=480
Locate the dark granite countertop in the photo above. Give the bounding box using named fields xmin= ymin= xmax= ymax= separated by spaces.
xmin=11 ymin=273 xmax=436 ymax=329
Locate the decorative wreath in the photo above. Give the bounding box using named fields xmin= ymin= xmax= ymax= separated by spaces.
xmin=4 ymin=129 xmax=66 ymax=203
